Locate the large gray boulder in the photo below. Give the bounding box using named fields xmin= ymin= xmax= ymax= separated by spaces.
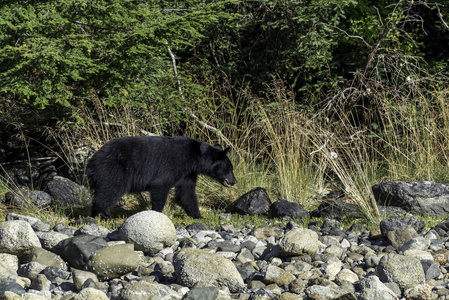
xmin=278 ymin=227 xmax=319 ymax=256
xmin=0 ymin=220 xmax=41 ymax=261
xmin=87 ymin=243 xmax=142 ymax=279
xmin=173 ymin=248 xmax=245 ymax=292
xmin=376 ymin=253 xmax=425 ymax=291
xmin=373 ymin=181 xmax=449 ymax=216
xmin=52 ymin=234 xmax=108 ymax=269
xmin=46 ymin=176 xmax=91 ymax=208
xmin=119 ymin=210 xmax=176 ymax=255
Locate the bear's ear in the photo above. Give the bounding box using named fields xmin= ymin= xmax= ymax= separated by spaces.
xmin=213 ymin=144 xmax=223 ymax=151
xmin=216 ymin=147 xmax=230 ymax=159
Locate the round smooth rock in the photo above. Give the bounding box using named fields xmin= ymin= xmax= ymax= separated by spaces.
xmin=119 ymin=211 xmax=176 ymax=255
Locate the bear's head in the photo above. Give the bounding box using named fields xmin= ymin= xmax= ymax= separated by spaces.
xmin=201 ymin=144 xmax=237 ymax=187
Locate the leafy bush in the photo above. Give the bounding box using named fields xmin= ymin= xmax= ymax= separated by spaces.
xmin=0 ymin=0 xmax=235 ymax=132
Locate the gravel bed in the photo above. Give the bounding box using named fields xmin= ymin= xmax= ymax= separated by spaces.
xmin=1 ymin=211 xmax=449 ymax=299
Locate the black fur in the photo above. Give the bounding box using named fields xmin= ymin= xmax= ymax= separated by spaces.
xmin=86 ymin=136 xmax=237 ymax=219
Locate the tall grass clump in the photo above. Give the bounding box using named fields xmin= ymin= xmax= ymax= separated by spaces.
xmin=45 ymin=96 xmax=163 ymax=184
xmin=193 ymin=89 xmax=278 ymax=209
xmin=251 ymin=80 xmax=327 ymax=206
xmin=194 ymin=80 xmax=327 ymax=209
xmin=309 ymin=117 xmax=381 ymax=223
xmin=375 ymin=88 xmax=449 ymax=183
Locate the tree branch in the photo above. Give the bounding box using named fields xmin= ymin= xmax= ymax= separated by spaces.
xmin=165 ymin=40 xmax=231 ymax=146
xmin=323 ymin=23 xmax=373 ymax=49
xmin=436 ymin=4 xmax=449 ymax=29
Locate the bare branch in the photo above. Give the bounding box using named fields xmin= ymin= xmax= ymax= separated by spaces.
xmin=309 ymin=133 xmax=333 ymax=155
xmin=374 ymin=6 xmax=383 ymax=26
xmin=103 ymin=122 xmax=156 ymax=136
xmin=436 ymin=3 xmax=449 ymax=29
xmin=165 ymin=40 xmax=231 ymax=146
xmin=323 ymin=23 xmax=372 ymax=49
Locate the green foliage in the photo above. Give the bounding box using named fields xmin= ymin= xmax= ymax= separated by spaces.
xmin=0 ymin=0 xmax=236 ymax=130
xmin=1 ymin=0 xmax=447 ymax=127
xmin=189 ymin=0 xmax=448 ymax=113
xmin=191 ymin=0 xmax=358 ymax=99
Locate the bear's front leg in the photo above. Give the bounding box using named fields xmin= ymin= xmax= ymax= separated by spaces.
xmin=149 ymin=186 xmax=171 ymax=213
xmin=175 ymin=174 xmax=202 ymax=219
xmin=91 ymin=186 xmax=127 ymax=219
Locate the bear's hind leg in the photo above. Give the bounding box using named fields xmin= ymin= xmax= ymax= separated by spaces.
xmin=175 ymin=175 xmax=201 ymax=219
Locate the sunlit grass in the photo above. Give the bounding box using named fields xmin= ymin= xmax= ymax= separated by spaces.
xmin=2 ymin=81 xmax=449 ymax=227
xmin=376 ymin=89 xmax=449 ymax=183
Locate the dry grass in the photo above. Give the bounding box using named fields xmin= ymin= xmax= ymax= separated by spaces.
xmin=249 ymin=81 xmax=327 ymax=205
xmin=59 ymin=81 xmax=449 ymax=223
xmin=3 ymin=79 xmax=449 ymax=225
xmin=309 ymin=119 xmax=381 ymax=223
xmin=375 ymin=88 xmax=449 ymax=183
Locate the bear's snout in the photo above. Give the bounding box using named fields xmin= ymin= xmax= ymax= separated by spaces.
xmin=223 ymin=176 xmax=237 ymax=187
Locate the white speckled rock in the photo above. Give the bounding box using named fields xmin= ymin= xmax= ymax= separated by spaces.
xmin=0 ymin=220 xmax=41 ymax=260
xmin=174 ymin=248 xmax=245 ymax=292
xmin=376 ymin=253 xmax=425 ymax=291
xmin=278 ymin=228 xmax=319 ymax=256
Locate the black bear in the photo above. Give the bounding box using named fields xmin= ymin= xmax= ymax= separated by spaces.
xmin=86 ymin=136 xmax=237 ymax=219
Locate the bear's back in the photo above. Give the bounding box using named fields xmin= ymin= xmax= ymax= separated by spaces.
xmin=89 ymin=136 xmax=202 ymax=174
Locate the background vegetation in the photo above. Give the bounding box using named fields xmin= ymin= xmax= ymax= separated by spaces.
xmin=1 ymin=0 xmax=448 ymax=224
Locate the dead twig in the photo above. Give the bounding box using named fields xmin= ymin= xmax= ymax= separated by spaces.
xmin=436 ymin=4 xmax=449 ymax=29
xmin=165 ymin=40 xmax=231 ymax=146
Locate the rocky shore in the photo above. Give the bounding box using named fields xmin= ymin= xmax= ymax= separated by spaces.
xmin=0 ymin=209 xmax=449 ymax=300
